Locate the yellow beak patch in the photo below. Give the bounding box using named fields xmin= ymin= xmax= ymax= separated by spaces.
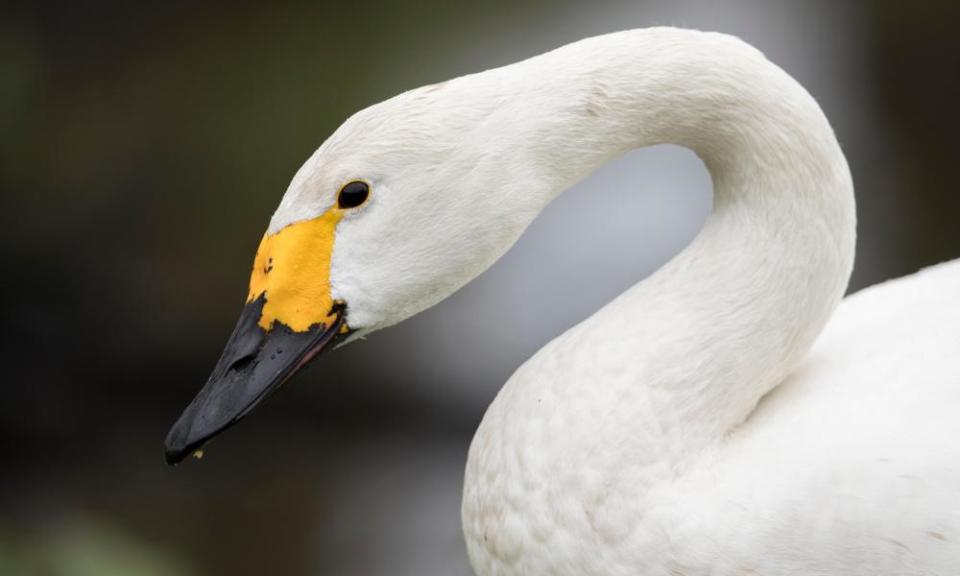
xmin=247 ymin=208 xmax=345 ymax=332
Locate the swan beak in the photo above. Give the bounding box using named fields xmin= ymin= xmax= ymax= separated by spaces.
xmin=163 ymin=294 xmax=348 ymax=465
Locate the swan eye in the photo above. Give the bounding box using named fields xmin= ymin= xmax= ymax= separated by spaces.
xmin=337 ymin=181 xmax=370 ymax=209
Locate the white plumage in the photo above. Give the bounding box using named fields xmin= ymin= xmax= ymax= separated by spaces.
xmin=263 ymin=28 xmax=960 ymax=574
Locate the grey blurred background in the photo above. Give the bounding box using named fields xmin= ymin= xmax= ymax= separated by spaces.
xmin=1 ymin=1 xmax=958 ymax=574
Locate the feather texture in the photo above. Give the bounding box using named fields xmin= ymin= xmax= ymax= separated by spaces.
xmin=267 ymin=27 xmax=959 ymax=575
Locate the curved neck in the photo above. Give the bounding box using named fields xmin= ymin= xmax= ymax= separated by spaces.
xmin=463 ymin=29 xmax=855 ymax=572
xmin=505 ymin=29 xmax=855 ymax=451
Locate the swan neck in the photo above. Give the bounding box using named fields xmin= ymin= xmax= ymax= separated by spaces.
xmin=528 ymin=28 xmax=856 ymax=446
xmin=464 ymin=31 xmax=856 ymax=573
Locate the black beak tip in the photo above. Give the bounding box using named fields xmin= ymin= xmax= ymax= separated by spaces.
xmin=163 ymin=419 xmax=197 ymax=466
xmin=163 ymin=399 xmax=226 ymax=466
xmin=163 ymin=297 xmax=350 ymax=467
xmin=164 ymin=444 xmax=186 ymax=466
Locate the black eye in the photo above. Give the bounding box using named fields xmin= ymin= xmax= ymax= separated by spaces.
xmin=338 ymin=181 xmax=369 ymax=209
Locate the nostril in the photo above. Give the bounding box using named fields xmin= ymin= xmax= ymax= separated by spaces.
xmin=229 ymin=353 xmax=257 ymax=372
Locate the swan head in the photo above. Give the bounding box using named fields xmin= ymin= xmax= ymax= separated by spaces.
xmin=164 ymin=79 xmax=556 ymax=463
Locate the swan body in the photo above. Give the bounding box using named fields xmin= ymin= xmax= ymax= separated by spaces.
xmin=165 ymin=28 xmax=960 ymax=574
xmin=464 ymin=259 xmax=960 ymax=575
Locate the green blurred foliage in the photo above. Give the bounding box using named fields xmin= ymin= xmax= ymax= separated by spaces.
xmin=0 ymin=518 xmax=197 ymax=576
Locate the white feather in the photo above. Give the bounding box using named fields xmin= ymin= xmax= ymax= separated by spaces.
xmin=271 ymin=27 xmax=960 ymax=575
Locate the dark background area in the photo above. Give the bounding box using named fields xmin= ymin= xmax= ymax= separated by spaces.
xmin=2 ymin=1 xmax=958 ymax=574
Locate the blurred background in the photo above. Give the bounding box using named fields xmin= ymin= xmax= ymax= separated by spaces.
xmin=1 ymin=0 xmax=958 ymax=574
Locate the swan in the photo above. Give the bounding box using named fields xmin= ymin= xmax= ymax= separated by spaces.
xmin=164 ymin=27 xmax=960 ymax=574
